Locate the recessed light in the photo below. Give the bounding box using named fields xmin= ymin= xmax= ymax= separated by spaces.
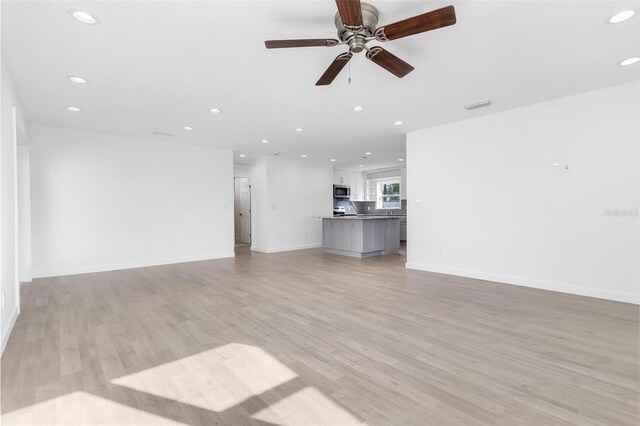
xmin=365 ymin=152 xmax=372 ymax=155
xmin=183 ymin=126 xmax=194 ymax=131
xmin=394 ymin=120 xmax=404 ymax=126
xmin=239 ymin=154 xmax=246 ymax=158
xmin=618 ymin=56 xmax=640 ymax=66
xmin=610 ymin=10 xmax=635 ymax=23
xmin=65 ymin=106 xmax=81 ymax=112
xmin=358 ymin=164 xmax=364 ymax=167
xmin=295 ymin=128 xmax=305 ymax=132
xmin=398 ymin=158 xmax=405 ymax=162
xmin=261 ymin=139 xmax=269 ymax=143
xmin=301 ymin=154 xmax=307 ymax=158
xmin=70 ymin=10 xmax=98 ymax=25
xmin=353 ymin=106 xmax=364 ymax=112
xmin=209 ymin=108 xmax=222 ymax=114
xmin=68 ymin=75 xmax=88 ymax=84
xmin=330 ymin=159 xmax=336 ymax=162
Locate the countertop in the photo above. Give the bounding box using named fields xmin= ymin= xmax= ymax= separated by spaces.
xmin=324 ymin=215 xmax=404 ymax=220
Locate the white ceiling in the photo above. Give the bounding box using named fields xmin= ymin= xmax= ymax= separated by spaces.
xmin=3 ymin=1 xmax=639 ymax=171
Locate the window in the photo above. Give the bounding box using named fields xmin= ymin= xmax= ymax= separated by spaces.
xmin=368 ymin=177 xmax=401 ymax=209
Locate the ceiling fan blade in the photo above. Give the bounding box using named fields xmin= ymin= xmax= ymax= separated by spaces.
xmin=316 ymin=52 xmax=353 ymax=86
xmin=366 ymin=47 xmax=414 ymax=78
xmin=375 ymin=5 xmax=456 ymax=41
xmin=265 ymin=39 xmax=339 ymax=49
xmin=335 ymin=0 xmax=363 ymax=27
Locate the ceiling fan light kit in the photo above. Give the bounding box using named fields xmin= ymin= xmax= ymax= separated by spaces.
xmin=265 ymin=0 xmax=457 ymax=86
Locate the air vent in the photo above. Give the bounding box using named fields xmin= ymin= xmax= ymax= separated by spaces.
xmin=153 ymin=131 xmax=174 ymax=137
xmin=464 ymin=100 xmax=491 ymax=110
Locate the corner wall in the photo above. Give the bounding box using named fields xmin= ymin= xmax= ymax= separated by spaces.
xmin=1 ymin=53 xmax=26 ymax=354
xmin=29 ymin=124 xmax=235 ymax=277
xmin=251 ymin=156 xmax=332 ymax=253
xmin=406 ymin=81 xmax=640 ymax=304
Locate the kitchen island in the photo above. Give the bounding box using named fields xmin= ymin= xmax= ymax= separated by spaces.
xmin=322 ymin=216 xmax=401 ymax=258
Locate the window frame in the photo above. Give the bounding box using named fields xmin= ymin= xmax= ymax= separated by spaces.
xmin=367 ymin=177 xmax=401 ymax=209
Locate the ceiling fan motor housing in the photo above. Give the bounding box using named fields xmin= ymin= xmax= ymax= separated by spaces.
xmin=334 ymin=2 xmax=379 ymax=53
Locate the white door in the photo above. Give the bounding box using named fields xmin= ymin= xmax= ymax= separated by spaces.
xmin=234 ymin=178 xmax=251 ymax=244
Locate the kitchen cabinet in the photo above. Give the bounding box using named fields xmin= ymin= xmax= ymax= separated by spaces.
xmin=324 ymin=220 xmax=362 ymax=252
xmin=384 ymin=219 xmax=400 ymax=254
xmin=323 ymin=220 xmax=334 ymax=248
xmin=333 ymin=170 xmax=348 ymax=185
xmin=353 ymin=173 xmax=365 ymax=201
xmin=333 ymin=169 xmax=365 ymax=201
xmin=323 ymin=217 xmax=400 ymax=257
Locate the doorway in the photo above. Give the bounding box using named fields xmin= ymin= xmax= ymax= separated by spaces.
xmin=234 ymin=177 xmax=251 ymax=245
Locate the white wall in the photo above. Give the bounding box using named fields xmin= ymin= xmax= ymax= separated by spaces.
xmin=250 ymin=157 xmax=269 ymax=251
xmin=1 ymin=53 xmax=26 ymax=355
xmin=234 ymin=163 xmax=251 ymax=177
xmin=29 ymin=124 xmax=235 ymax=277
xmin=407 ymin=81 xmax=640 ymax=304
xmin=17 ymin=145 xmax=32 ymax=283
xmin=251 ymin=156 xmax=332 ymax=253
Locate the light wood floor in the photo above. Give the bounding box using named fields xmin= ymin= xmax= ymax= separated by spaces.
xmin=2 ymin=246 xmax=638 ymax=425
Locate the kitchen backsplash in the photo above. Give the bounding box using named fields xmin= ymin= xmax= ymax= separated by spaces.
xmin=352 ymin=200 xmax=407 ymax=215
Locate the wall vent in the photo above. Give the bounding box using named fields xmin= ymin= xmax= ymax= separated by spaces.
xmin=152 ymin=131 xmax=174 ymax=137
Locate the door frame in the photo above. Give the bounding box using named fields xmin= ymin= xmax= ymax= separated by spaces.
xmin=234 ymin=177 xmax=251 ymax=244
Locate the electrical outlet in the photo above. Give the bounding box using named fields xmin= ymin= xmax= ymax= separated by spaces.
xmin=144 ymin=243 xmax=150 ymax=250
xmin=304 ymin=234 xmax=308 ymax=239
xmin=438 ymin=249 xmax=444 ymax=257
xmin=553 ymin=162 xmax=570 ymax=174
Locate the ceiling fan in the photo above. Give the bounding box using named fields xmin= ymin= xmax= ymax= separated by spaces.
xmin=265 ymin=1 xmax=457 ymax=86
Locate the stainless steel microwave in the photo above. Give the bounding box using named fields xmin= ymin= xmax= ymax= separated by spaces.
xmin=333 ymin=184 xmax=351 ymax=198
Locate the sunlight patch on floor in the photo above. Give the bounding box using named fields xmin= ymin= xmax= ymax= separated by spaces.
xmin=252 ymin=387 xmax=363 ymax=426
xmin=3 ymin=391 xmax=185 ymax=426
xmin=111 ymin=343 xmax=298 ymax=412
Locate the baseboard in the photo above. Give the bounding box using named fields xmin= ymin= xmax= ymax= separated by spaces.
xmin=324 ymin=248 xmax=384 ymax=258
xmin=1 ymin=305 xmax=19 ymax=357
xmin=405 ymin=263 xmax=639 ymax=304
xmin=32 ymin=252 xmax=236 ymax=279
xmin=251 ymin=243 xmax=322 ymax=254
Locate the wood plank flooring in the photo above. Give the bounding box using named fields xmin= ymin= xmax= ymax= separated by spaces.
xmin=2 ymin=246 xmax=638 ymax=425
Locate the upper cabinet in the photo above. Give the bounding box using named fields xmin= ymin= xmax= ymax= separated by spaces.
xmin=333 ymin=170 xmax=348 ymax=185
xmin=333 ymin=169 xmax=365 ymax=201
xmin=354 ymin=173 xmax=365 ymax=201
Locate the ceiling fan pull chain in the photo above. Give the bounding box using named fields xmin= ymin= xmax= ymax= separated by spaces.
xmin=348 ymin=60 xmax=352 ymax=85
